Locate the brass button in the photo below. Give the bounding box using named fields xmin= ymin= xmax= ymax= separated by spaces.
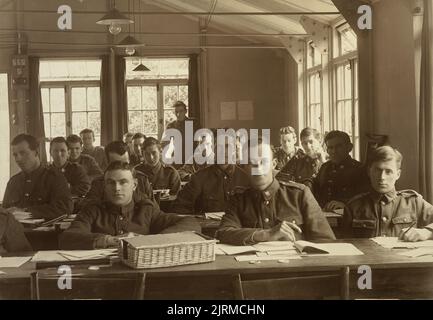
xmin=382 ymin=217 xmax=387 ymax=222
xmin=25 ymin=193 xmax=29 ymax=197
xmin=26 ymin=179 xmax=31 ymax=183
xmin=403 ymin=218 xmax=408 ymax=222
xmin=119 ymin=216 xmax=124 ymax=221
xmin=265 ymin=200 xmax=270 ymax=205
xmin=264 ymin=218 xmax=270 ymax=223
xmin=380 ymin=201 xmax=386 ymax=206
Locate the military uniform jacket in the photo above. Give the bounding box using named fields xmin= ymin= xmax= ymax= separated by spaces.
xmin=49 ymin=161 xmax=91 ymax=197
xmin=84 ymin=170 xmax=157 ymax=208
xmin=178 ymin=153 xmax=215 ymax=181
xmin=59 ymin=199 xmax=200 ymax=250
xmin=135 ymin=161 xmax=181 ymax=195
xmin=342 ymin=189 xmax=433 ymax=238
xmin=70 ymin=154 xmax=103 ymax=181
xmin=217 ymin=179 xmax=335 ymax=245
xmin=273 ymin=146 xmax=300 ymax=171
xmin=82 ymin=146 xmax=108 ymax=171
xmin=173 ymin=164 xmax=250 ymax=215
xmin=276 ymin=149 xmax=324 ymax=188
xmin=0 ymin=210 xmax=32 ymax=254
xmin=2 ymin=165 xmax=73 ymax=219
xmin=313 ymin=157 xmax=369 ymax=207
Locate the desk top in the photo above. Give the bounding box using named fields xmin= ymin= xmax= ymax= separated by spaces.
xmin=2 ymin=239 xmax=433 ymax=280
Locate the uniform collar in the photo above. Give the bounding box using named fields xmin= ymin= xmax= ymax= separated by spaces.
xmin=151 ymin=161 xmax=162 ymax=174
xmin=69 ymin=156 xmax=81 ymax=163
xmin=52 ymin=161 xmax=70 ymax=171
xmin=371 ymin=189 xmax=398 ymax=204
xmin=330 ymin=156 xmax=352 ymax=169
xmin=23 ymin=165 xmax=45 ymax=181
xmin=254 ymin=178 xmax=280 ymax=200
xmin=214 ymin=164 xmax=236 ymax=178
xmin=105 ymin=199 xmax=135 ymax=217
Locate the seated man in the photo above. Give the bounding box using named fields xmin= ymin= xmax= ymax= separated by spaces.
xmin=49 ymin=136 xmax=91 ymax=197
xmin=272 ymin=126 xmax=300 ymax=170
xmin=135 ymin=137 xmax=181 ymax=195
xmin=0 ymin=209 xmax=32 ymax=253
xmin=3 ymin=134 xmax=73 ymax=219
xmin=276 ymin=127 xmax=327 ymax=188
xmin=342 ymin=146 xmax=433 ymax=241
xmin=217 ymin=138 xmax=335 ymax=245
xmin=85 ymin=140 xmax=156 ymax=206
xmin=66 ymin=134 xmax=103 ymax=181
xmin=130 ymin=133 xmax=146 ymax=166
xmin=123 ymin=132 xmax=135 ymax=158
xmin=174 ymin=135 xmax=250 ymax=215
xmin=313 ymin=131 xmax=369 ymax=211
xmin=59 ymin=162 xmax=200 ymax=250
xmin=80 ymin=128 xmax=108 ymax=171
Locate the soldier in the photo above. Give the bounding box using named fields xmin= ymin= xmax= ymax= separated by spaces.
xmin=217 ymin=138 xmax=335 ymax=245
xmin=49 ymin=136 xmax=91 ymax=197
xmin=276 ymin=127 xmax=327 ymax=188
xmin=59 ymin=162 xmax=200 ymax=250
xmin=123 ymin=132 xmax=135 ymax=158
xmin=130 ymin=133 xmax=146 ymax=166
xmin=313 ymin=130 xmax=369 ymax=210
xmin=80 ymin=128 xmax=108 ymax=171
xmin=3 ymin=134 xmax=73 ymax=220
xmin=135 ymin=137 xmax=181 ymax=195
xmin=66 ymin=134 xmax=103 ymax=181
xmin=342 ymin=146 xmax=433 ymax=241
xmin=0 ymin=209 xmax=32 ymax=253
xmin=273 ymin=126 xmax=300 ymax=170
xmin=85 ymin=140 xmax=155 ymax=206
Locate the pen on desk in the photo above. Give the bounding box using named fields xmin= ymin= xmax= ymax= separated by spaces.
xmin=400 ymin=221 xmax=417 ymax=239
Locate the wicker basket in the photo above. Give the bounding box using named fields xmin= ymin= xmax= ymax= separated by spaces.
xmin=119 ymin=232 xmax=217 ymax=269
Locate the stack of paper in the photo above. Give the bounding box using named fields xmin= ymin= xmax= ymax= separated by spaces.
xmin=31 ymin=249 xmax=118 ymax=262
xmin=398 ymin=248 xmax=433 ymax=258
xmin=0 ymin=256 xmax=32 ymax=268
xmin=204 ymin=212 xmax=225 ymax=220
xmin=371 ymin=237 xmax=433 ymax=249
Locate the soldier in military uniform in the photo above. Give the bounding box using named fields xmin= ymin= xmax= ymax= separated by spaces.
xmin=130 ymin=133 xmax=146 ymax=166
xmin=66 ymin=134 xmax=103 ymax=181
xmin=85 ymin=140 xmax=156 ymax=206
xmin=217 ymin=139 xmax=335 ymax=245
xmin=135 ymin=137 xmax=181 ymax=195
xmin=59 ymin=162 xmax=199 ymax=250
xmin=0 ymin=209 xmax=32 ymax=253
xmin=342 ymin=146 xmax=433 ymax=241
xmin=49 ymin=137 xmax=90 ymax=197
xmin=272 ymin=126 xmax=300 ymax=170
xmin=3 ymin=134 xmax=73 ymax=220
xmin=276 ymin=127 xmax=327 ymax=188
xmin=313 ymin=131 xmax=369 ymax=210
xmin=80 ymin=128 xmax=108 ymax=171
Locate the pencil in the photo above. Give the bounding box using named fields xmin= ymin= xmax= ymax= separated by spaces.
xmin=400 ymin=221 xmax=417 ymax=239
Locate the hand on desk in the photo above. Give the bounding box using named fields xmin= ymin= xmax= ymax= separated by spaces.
xmin=254 ymin=221 xmax=302 ymax=242
xmin=8 ymin=208 xmax=33 ymax=221
xmin=105 ymin=236 xmax=121 ymax=247
xmin=323 ymin=201 xmax=345 ymax=211
xmin=399 ymin=228 xmax=433 ymax=242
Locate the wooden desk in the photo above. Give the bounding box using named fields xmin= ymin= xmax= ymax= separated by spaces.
xmin=2 ymin=239 xmax=433 ymax=299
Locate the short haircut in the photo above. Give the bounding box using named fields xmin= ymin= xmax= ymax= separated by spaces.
xmin=324 ymin=130 xmax=351 ymax=145
xmin=79 ymin=128 xmax=94 ymax=138
xmin=50 ymin=136 xmax=68 ymax=150
xmin=66 ymin=134 xmax=83 ymax=146
xmin=143 ymin=136 xmax=161 ymax=150
xmin=105 ymin=140 xmax=128 ymax=159
xmin=123 ymin=132 xmax=134 ymax=140
xmin=300 ymin=127 xmax=321 ymax=140
xmin=368 ymin=146 xmax=403 ymax=169
xmin=11 ymin=134 xmax=39 ymax=151
xmin=104 ymin=161 xmax=136 ymax=179
xmin=279 ymin=126 xmax=296 ymax=137
xmin=173 ymin=100 xmax=187 ymax=110
xmin=132 ymin=133 xmax=146 ymax=140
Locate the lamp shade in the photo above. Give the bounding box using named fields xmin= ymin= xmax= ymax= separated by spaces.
xmin=133 ymin=63 xmax=150 ymax=71
xmin=96 ymin=8 xmax=134 ymax=25
xmin=116 ymin=35 xmax=145 ymax=48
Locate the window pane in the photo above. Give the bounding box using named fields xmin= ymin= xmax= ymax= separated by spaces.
xmin=72 ymin=112 xmax=87 ymax=135
xmin=51 ymin=113 xmax=66 ymax=137
xmin=143 ymin=111 xmax=158 ymax=135
xmin=163 ymin=85 xmax=179 ymax=109
xmin=87 ymin=87 xmax=100 ymax=111
xmin=125 ymin=58 xmax=189 ymax=80
xmin=50 ymin=88 xmax=65 ymax=112
xmin=72 ymin=87 xmax=87 ymax=112
xmin=41 ymin=88 xmax=50 ymax=113
xmin=40 ymin=59 xmax=101 ymax=81
xmin=164 ymin=110 xmax=176 ymax=128
xmin=128 ymin=111 xmax=142 ymax=133
xmin=344 ymin=65 xmax=352 ymax=99
xmin=127 ymin=86 xmax=141 ymax=110
xmin=43 ymin=114 xmax=51 ymax=138
xmin=142 ymin=86 xmax=157 ymax=110
xmin=179 ymin=85 xmax=188 ymax=105
xmin=88 ymin=112 xmax=101 ymax=137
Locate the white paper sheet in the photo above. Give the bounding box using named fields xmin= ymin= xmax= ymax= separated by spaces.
xmin=235 ymin=255 xmax=302 ymax=262
xmin=237 ymin=101 xmax=254 ymax=121
xmin=371 ymin=237 xmax=433 ymax=249
xmin=300 ymin=243 xmax=364 ymax=256
xmin=220 ymin=102 xmax=237 ymax=120
xmin=253 ymin=241 xmax=296 ymax=252
xmin=0 ymin=256 xmax=31 ymax=268
xmin=204 ymin=212 xmax=225 ymax=220
xmin=216 ymin=244 xmax=257 ymax=255
xmin=32 ymin=249 xmax=117 ymax=262
xmin=397 ymin=247 xmax=433 ymax=258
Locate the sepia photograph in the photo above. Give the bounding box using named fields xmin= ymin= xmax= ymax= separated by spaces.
xmin=0 ymin=0 xmax=432 ymax=305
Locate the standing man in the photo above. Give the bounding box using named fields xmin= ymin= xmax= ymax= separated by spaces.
xmin=66 ymin=134 xmax=103 ymax=181
xmin=342 ymin=146 xmax=433 ymax=240
xmin=80 ymin=128 xmax=108 ymax=171
xmin=49 ymin=137 xmax=90 ymax=197
xmin=3 ymin=134 xmax=73 ymax=220
xmin=217 ymin=138 xmax=334 ymax=245
xmin=313 ymin=131 xmax=369 ymax=211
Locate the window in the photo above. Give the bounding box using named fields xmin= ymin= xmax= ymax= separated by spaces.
xmin=334 ymin=23 xmax=357 ymax=58
xmin=307 ymin=41 xmax=321 ymax=69
xmin=126 ymin=57 xmax=189 ymax=138
xmin=307 ymin=71 xmax=322 ymax=133
xmin=0 ymin=73 xmax=10 ymax=199
xmin=39 ymin=59 xmax=102 ymax=155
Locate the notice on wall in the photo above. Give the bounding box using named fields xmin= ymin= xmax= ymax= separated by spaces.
xmin=220 ymin=101 xmax=237 ymax=120
xmin=237 ymin=100 xmax=254 ymax=121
